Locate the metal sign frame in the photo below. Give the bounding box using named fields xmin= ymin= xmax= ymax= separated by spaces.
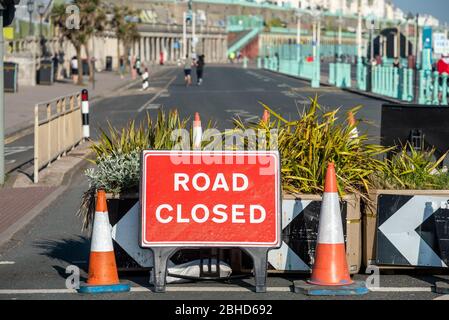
xmin=139 ymin=150 xmax=282 ymax=293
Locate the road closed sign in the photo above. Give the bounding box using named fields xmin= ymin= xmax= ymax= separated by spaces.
xmin=140 ymin=151 xmax=281 ymax=247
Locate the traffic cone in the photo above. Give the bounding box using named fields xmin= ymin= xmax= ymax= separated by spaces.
xmin=293 ymin=163 xmax=368 ymax=295
xmin=193 ymin=112 xmax=202 ymax=149
xmin=347 ymin=111 xmax=359 ymax=139
xmin=308 ymin=162 xmax=353 ymax=286
xmin=262 ymin=110 xmax=270 ymax=123
xmin=78 ymin=190 xmax=130 ymax=294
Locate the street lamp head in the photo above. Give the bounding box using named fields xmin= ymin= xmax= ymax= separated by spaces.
xmin=26 ymin=0 xmax=34 ymax=14
xmin=37 ymin=2 xmax=45 ymax=16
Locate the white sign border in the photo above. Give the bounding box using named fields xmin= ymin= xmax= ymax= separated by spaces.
xmin=140 ymin=150 xmax=281 ymax=248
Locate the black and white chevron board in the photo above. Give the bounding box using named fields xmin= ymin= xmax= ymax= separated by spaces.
xmin=376 ymin=194 xmax=449 ymax=267
xmin=267 ymin=199 xmax=348 ymax=271
xmin=109 ymin=198 xmax=350 ymax=272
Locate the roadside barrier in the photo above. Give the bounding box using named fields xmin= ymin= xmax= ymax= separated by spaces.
xmin=418 ymin=71 xmax=449 ymax=105
xmin=78 ymin=190 xmax=130 ymax=294
xmin=400 ymin=68 xmax=414 ymax=102
xmin=243 ymin=56 xmax=248 ymax=69
xmin=265 ymin=57 xmax=314 ymax=81
xmin=329 ymin=63 xmax=351 ymax=88
xmin=81 ymin=89 xmax=90 ymax=138
xmin=357 ymin=63 xmax=367 ymax=91
xmin=33 ymin=91 xmax=85 ymax=183
xmin=294 ymin=163 xmax=368 ymax=295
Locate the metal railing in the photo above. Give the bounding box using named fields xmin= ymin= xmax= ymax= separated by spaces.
xmin=34 ymin=93 xmax=84 ymax=183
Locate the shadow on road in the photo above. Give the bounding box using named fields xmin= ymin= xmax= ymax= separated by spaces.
xmin=34 ymin=236 xmax=90 ymax=272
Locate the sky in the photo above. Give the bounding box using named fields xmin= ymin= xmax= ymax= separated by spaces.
xmin=393 ymin=0 xmax=449 ymax=25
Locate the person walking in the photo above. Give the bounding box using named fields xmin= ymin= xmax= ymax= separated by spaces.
xmin=437 ymin=53 xmax=449 ymax=101
xmin=196 ymin=54 xmax=205 ymax=85
xmin=159 ymin=51 xmax=164 ymax=65
xmin=119 ymin=56 xmax=126 ymax=79
xmin=135 ymin=57 xmax=142 ymax=76
xmin=184 ymin=54 xmax=193 ymax=87
xmin=70 ymin=56 xmax=79 ymax=84
xmin=393 ymin=57 xmax=401 ymax=69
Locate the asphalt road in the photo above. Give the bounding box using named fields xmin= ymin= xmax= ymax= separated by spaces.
xmin=1 ymin=65 xmax=448 ymax=301
xmin=4 ymin=64 xmax=383 ymax=175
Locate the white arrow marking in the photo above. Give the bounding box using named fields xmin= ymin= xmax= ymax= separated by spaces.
xmin=268 ymin=241 xmax=310 ymax=271
xmin=268 ymin=199 xmax=312 ymax=271
xmin=5 ymin=146 xmax=33 ymax=156
xmin=378 ymin=195 xmax=448 ymax=267
xmin=112 ymin=203 xmax=154 ymax=267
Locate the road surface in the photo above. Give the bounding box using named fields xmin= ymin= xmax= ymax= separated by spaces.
xmin=1 ymin=65 xmax=448 ymax=300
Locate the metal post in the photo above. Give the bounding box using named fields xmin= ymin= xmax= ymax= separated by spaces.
xmin=182 ymin=12 xmax=187 ymax=58
xmin=192 ymin=12 xmax=196 ymax=55
xmin=397 ymin=22 xmax=402 ymax=59
xmin=356 ymin=1 xmax=362 ymax=61
xmin=405 ymin=21 xmax=409 ymax=58
xmin=92 ymin=32 xmax=96 ymax=91
xmin=0 ymin=7 xmax=4 ymax=185
xmin=296 ymin=12 xmax=301 ymax=62
xmin=414 ymin=14 xmax=420 ymax=102
xmin=356 ymin=1 xmax=363 ymax=90
xmin=370 ymin=20 xmax=375 ymax=62
xmin=338 ymin=18 xmax=342 ymax=59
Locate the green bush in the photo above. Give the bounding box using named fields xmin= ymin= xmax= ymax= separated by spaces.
xmin=232 ymin=98 xmax=391 ymax=198
xmin=370 ymin=143 xmax=449 ymax=190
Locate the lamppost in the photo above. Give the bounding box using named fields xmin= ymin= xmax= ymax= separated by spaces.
xmin=367 ymin=14 xmax=376 ymax=62
xmin=356 ymin=0 xmax=363 ymax=64
xmin=309 ymin=5 xmax=321 ymax=88
xmin=337 ymin=13 xmax=344 ymax=62
xmin=396 ymin=17 xmax=405 ymax=60
xmin=414 ymin=13 xmax=420 ymax=70
xmin=37 ymin=2 xmax=44 ymax=37
xmin=296 ymin=9 xmax=301 ymax=62
xmin=27 ymin=0 xmax=34 ymax=37
xmin=405 ymin=12 xmax=414 ymax=60
xmin=37 ymin=2 xmax=46 ymax=57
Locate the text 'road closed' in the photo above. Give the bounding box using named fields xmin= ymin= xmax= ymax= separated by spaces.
xmin=141 ymin=151 xmax=280 ymax=247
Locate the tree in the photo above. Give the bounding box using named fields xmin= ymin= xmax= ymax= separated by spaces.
xmin=51 ymin=0 xmax=105 ymax=85
xmin=110 ymin=5 xmax=140 ymax=72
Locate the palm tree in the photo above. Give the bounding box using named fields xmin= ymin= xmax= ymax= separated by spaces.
xmin=51 ymin=0 xmax=105 ymax=85
xmin=110 ymin=5 xmax=141 ymax=73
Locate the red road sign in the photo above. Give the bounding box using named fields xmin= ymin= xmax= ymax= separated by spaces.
xmin=140 ymin=151 xmax=281 ymax=247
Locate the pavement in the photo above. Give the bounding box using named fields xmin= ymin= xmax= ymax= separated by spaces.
xmin=5 ymin=72 xmax=136 ymax=139
xmin=0 ymin=65 xmax=448 ymax=300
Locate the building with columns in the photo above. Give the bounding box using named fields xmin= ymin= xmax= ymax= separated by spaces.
xmin=131 ymin=24 xmax=228 ymax=65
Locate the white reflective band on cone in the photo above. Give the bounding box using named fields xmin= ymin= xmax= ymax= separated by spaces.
xmin=316 ymin=192 xmax=345 ymax=244
xmin=350 ymin=128 xmax=359 ymax=139
xmin=82 ymin=101 xmax=89 ymax=114
xmin=193 ymin=126 xmax=202 ymax=148
xmin=83 ymin=126 xmax=90 ymax=138
xmin=90 ymin=212 xmax=114 ymax=252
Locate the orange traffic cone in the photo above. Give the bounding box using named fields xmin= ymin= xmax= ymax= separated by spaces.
xmin=347 ymin=111 xmax=359 ymax=139
xmin=262 ymin=110 xmax=270 ymax=123
xmin=193 ymin=112 xmax=202 ymax=149
xmin=293 ymin=163 xmax=368 ymax=295
xmin=78 ymin=190 xmax=130 ymax=294
xmin=308 ymin=162 xmax=353 ymax=286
